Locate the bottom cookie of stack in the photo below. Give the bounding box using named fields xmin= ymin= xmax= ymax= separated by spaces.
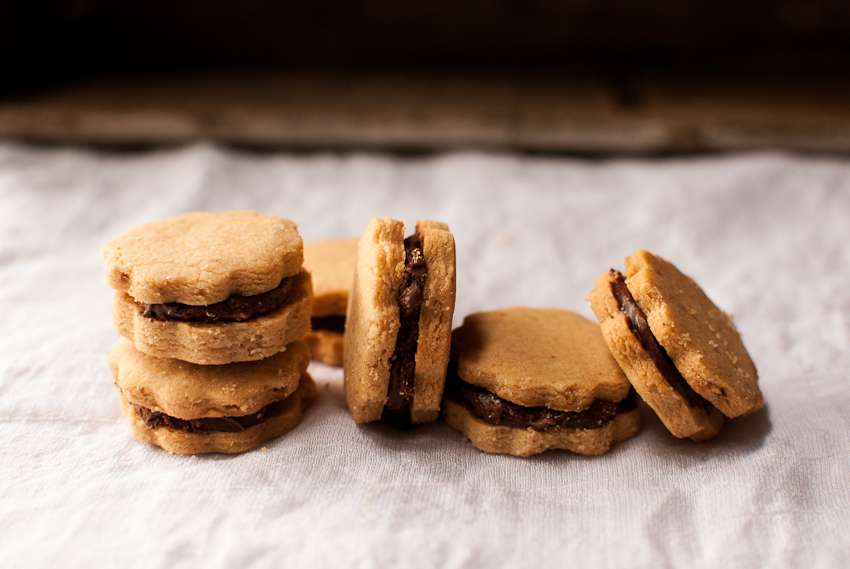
xmin=108 ymin=338 xmax=315 ymax=454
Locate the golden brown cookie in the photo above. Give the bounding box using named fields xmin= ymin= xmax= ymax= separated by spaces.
xmin=344 ymin=218 xmax=456 ymax=424
xmin=113 ymin=271 xmax=312 ymax=365
xmin=108 ymin=338 xmax=315 ymax=454
xmin=443 ymin=399 xmax=640 ymax=457
xmin=104 ymin=212 xmax=311 ymax=365
xmin=301 ymin=238 xmax=359 ymax=366
xmin=588 ymin=250 xmax=762 ymax=441
xmin=302 ymin=329 xmax=345 ymax=367
xmin=304 ymin=238 xmax=359 ymax=318
xmin=443 ymin=307 xmax=639 ymax=457
xmin=103 ymin=211 xmax=303 ymax=305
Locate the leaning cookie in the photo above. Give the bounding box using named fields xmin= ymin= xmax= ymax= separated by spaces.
xmin=588 ymin=250 xmax=762 ymax=441
xmin=301 ymin=238 xmax=359 ymax=366
xmin=104 ymin=211 xmax=311 ymax=365
xmin=344 ymin=218 xmax=456 ymax=424
xmin=443 ymin=307 xmax=640 ymax=457
xmin=108 ymin=338 xmax=315 ymax=454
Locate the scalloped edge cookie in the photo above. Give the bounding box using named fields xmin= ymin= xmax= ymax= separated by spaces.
xmin=588 ymin=250 xmax=762 ymax=442
xmin=108 ymin=338 xmax=309 ymax=419
xmin=443 ymin=399 xmax=640 ymax=457
xmin=119 ymin=373 xmax=316 ymax=455
xmin=104 ymin=211 xmax=303 ymax=305
xmin=113 ymin=270 xmax=312 ymax=365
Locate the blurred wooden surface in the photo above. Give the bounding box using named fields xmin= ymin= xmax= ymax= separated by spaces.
xmin=2 ymin=72 xmax=850 ymax=153
xmin=3 ymin=0 xmax=850 ymax=153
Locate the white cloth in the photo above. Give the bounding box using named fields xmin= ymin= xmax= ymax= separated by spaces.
xmin=1 ymin=143 xmax=848 ymax=568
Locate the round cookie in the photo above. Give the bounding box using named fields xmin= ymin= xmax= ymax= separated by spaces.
xmin=302 ymin=329 xmax=345 ymax=367
xmin=104 ymin=211 xmax=310 ymax=364
xmin=443 ymin=399 xmax=640 ymax=457
xmin=588 ymin=250 xmax=762 ymax=441
xmin=344 ymin=218 xmax=456 ymax=424
xmin=103 ymin=211 xmax=303 ymax=305
xmin=108 ymin=338 xmax=315 ymax=454
xmin=302 ymin=238 xmax=359 ymax=366
xmin=452 ymin=307 xmax=633 ymax=411
xmin=304 ymin=238 xmax=359 ymax=318
xmin=443 ymin=307 xmax=639 ymax=457
xmin=410 ymin=220 xmax=456 ymax=424
xmin=113 ymin=270 xmax=312 ymax=365
xmin=344 ymin=218 xmax=405 ymax=422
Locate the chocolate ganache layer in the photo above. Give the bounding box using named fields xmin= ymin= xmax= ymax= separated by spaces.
xmin=132 ymin=398 xmax=289 ymax=433
xmin=382 ymin=230 xmax=427 ymax=421
xmin=447 ymin=373 xmax=638 ymax=431
xmin=609 ymin=270 xmax=710 ymax=409
xmin=311 ymin=315 xmax=346 ymax=334
xmin=141 ymin=276 xmax=293 ymax=324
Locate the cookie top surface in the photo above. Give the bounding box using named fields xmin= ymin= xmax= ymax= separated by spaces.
xmin=103 ymin=211 xmax=303 ymax=305
xmin=108 ymin=338 xmax=309 ymax=419
xmin=624 ymin=250 xmax=762 ymax=416
xmin=451 ymin=307 xmax=632 ymax=412
xmin=303 ymin=238 xmax=359 ymax=317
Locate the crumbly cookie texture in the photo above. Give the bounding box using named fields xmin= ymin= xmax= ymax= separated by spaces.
xmin=451 ymin=307 xmax=633 ymax=412
xmin=119 ymin=374 xmax=316 ymax=455
xmin=410 ymin=220 xmax=456 ymax=424
xmin=108 ymin=338 xmax=309 ymax=419
xmin=343 ymin=218 xmax=406 ymax=423
xmin=303 ymin=238 xmax=359 ymax=318
xmin=103 ymin=211 xmax=303 ymax=305
xmin=443 ymin=399 xmax=640 ymax=457
xmin=624 ymin=250 xmax=762 ymax=418
xmin=302 ymin=329 xmax=344 ymax=366
xmin=113 ymin=270 xmax=312 ymax=365
xmin=589 ymin=269 xmax=725 ymax=440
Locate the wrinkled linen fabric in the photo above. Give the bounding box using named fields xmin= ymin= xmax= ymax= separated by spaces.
xmin=0 ymin=142 xmax=848 ymax=568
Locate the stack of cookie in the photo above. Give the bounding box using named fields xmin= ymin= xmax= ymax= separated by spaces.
xmin=103 ymin=211 xmax=316 ymax=454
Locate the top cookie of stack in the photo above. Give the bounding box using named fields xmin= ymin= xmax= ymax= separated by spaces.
xmin=104 ymin=211 xmax=312 ymax=365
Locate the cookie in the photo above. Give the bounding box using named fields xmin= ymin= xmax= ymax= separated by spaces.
xmin=344 ymin=218 xmax=456 ymax=424
xmin=301 ymin=238 xmax=359 ymax=366
xmin=108 ymin=338 xmax=315 ymax=454
xmin=104 ymin=211 xmax=311 ymax=365
xmin=588 ymin=250 xmax=762 ymax=441
xmin=443 ymin=307 xmax=640 ymax=457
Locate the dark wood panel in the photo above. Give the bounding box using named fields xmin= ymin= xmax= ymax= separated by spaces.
xmin=3 ymin=72 xmax=850 ymax=153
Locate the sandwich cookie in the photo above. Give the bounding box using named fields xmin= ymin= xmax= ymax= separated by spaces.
xmin=108 ymin=338 xmax=315 ymax=454
xmin=443 ymin=307 xmax=640 ymax=457
xmin=589 ymin=250 xmax=762 ymax=441
xmin=344 ymin=218 xmax=456 ymax=424
xmin=104 ymin=211 xmax=312 ymax=365
xmin=301 ymin=238 xmax=359 ymax=365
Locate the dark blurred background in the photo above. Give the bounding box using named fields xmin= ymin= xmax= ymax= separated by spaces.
xmin=3 ymin=0 xmax=850 ymax=153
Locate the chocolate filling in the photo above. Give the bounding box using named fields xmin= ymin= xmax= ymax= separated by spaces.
xmin=447 ymin=371 xmax=638 ymax=431
xmin=311 ymin=315 xmax=346 ymax=335
xmin=609 ymin=270 xmax=711 ymax=409
xmin=382 ymin=229 xmax=427 ymax=421
xmin=133 ymin=398 xmax=289 ymax=433
xmin=141 ymin=276 xmax=293 ymax=324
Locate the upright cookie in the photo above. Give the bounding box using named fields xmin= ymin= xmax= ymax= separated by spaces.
xmin=108 ymin=338 xmax=315 ymax=454
xmin=344 ymin=218 xmax=456 ymax=424
xmin=104 ymin=211 xmax=311 ymax=365
xmin=589 ymin=250 xmax=762 ymax=441
xmin=443 ymin=307 xmax=640 ymax=457
xmin=302 ymin=238 xmax=359 ymax=366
